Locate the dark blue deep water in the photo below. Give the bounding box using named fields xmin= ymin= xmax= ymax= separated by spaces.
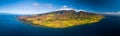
xmin=0 ymin=14 xmax=120 ymax=36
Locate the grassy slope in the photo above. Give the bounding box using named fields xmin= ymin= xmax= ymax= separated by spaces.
xmin=18 ymin=10 xmax=104 ymax=28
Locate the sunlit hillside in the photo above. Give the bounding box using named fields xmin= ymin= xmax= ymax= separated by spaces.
xmin=18 ymin=10 xmax=104 ymax=28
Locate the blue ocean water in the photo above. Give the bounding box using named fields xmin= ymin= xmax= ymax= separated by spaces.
xmin=0 ymin=14 xmax=120 ymax=36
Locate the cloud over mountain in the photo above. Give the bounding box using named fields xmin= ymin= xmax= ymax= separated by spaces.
xmin=58 ymin=5 xmax=73 ymax=10
xmin=58 ymin=5 xmax=87 ymax=12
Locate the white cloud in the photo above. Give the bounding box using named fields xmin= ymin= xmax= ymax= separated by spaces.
xmin=58 ymin=5 xmax=88 ymax=12
xmin=98 ymin=12 xmax=120 ymax=15
xmin=74 ymin=9 xmax=87 ymax=12
xmin=32 ymin=3 xmax=40 ymax=9
xmin=58 ymin=5 xmax=73 ymax=10
xmin=107 ymin=12 xmax=120 ymax=15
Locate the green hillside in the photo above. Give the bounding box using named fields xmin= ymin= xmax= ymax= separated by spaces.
xmin=18 ymin=10 xmax=104 ymax=28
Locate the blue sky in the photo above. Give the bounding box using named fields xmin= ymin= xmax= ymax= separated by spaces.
xmin=0 ymin=0 xmax=120 ymax=14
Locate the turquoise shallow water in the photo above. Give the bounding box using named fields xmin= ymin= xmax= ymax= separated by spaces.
xmin=0 ymin=14 xmax=120 ymax=36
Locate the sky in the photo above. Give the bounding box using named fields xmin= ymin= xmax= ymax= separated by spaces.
xmin=0 ymin=0 xmax=120 ymax=14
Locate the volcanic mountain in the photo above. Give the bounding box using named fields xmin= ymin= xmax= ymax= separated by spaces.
xmin=18 ymin=10 xmax=104 ymax=28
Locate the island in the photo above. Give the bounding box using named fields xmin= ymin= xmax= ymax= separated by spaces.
xmin=18 ymin=10 xmax=104 ymax=28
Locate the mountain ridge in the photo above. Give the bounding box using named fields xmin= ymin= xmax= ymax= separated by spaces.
xmin=18 ymin=10 xmax=104 ymax=28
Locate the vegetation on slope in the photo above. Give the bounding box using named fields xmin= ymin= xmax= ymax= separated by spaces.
xmin=18 ymin=10 xmax=104 ymax=28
